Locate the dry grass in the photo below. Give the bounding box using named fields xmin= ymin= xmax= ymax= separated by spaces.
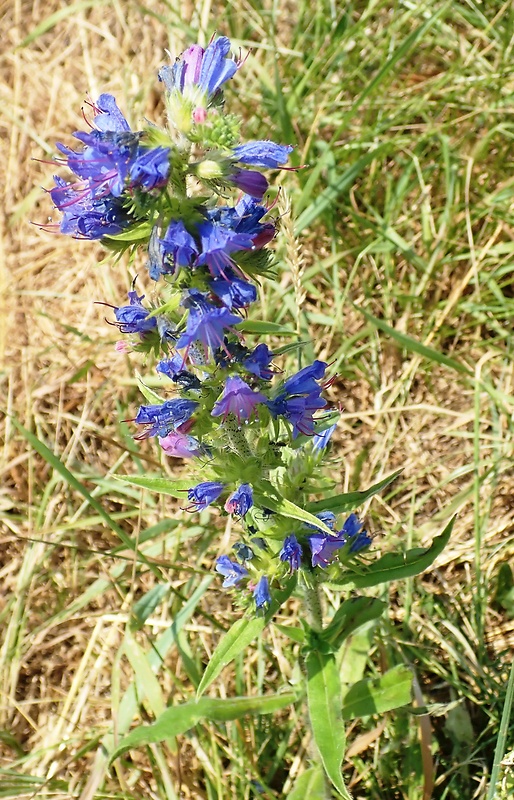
xmin=2 ymin=1 xmax=514 ymax=798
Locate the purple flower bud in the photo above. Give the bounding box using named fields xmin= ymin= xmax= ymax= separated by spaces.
xmin=211 ymin=376 xmax=266 ymax=424
xmin=187 ymin=481 xmax=225 ymax=512
xmin=229 ymin=169 xmax=269 ymax=200
xmin=158 ymin=431 xmax=204 ymax=458
xmin=253 ymin=576 xmax=271 ymax=609
xmin=279 ymin=535 xmax=303 ymax=572
xmin=225 ymin=484 xmax=253 ymax=516
xmin=216 ymin=554 xmax=249 ymax=587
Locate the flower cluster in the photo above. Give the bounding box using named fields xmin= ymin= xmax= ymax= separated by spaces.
xmin=50 ymin=34 xmax=374 ymax=613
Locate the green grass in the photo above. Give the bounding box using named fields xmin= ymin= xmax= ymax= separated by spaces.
xmin=2 ymin=0 xmax=514 ymax=797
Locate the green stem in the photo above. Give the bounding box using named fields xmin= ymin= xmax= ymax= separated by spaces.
xmin=302 ymin=578 xmax=323 ymax=632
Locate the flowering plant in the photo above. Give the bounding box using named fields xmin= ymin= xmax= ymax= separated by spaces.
xmin=49 ymin=35 xmax=452 ymax=797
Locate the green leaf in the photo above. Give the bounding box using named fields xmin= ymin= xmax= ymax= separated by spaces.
xmin=132 ymin=584 xmax=170 ymax=628
xmin=342 ymin=665 xmax=413 ymax=720
xmin=110 ymin=692 xmax=298 ymax=762
xmin=255 ymin=489 xmax=334 ymax=535
xmin=306 ymin=651 xmax=351 ymax=799
xmin=356 ymin=306 xmax=472 ymax=376
xmin=323 ymin=597 xmax=386 ymax=650
xmin=286 ymin=766 xmax=326 ymax=799
xmin=332 ymin=517 xmax=454 ymax=590
xmin=116 ymin=474 xmax=191 ymax=500
xmin=197 ymin=577 xmax=296 ymax=697
xmin=135 ymin=371 xmax=165 ymax=404
xmin=197 ymin=617 xmax=265 ymax=698
xmin=273 ymin=623 xmax=306 ymax=644
xmin=237 ymin=320 xmax=296 ymax=335
xmin=102 ymin=222 xmax=152 ymax=241
xmin=306 ymin=470 xmax=401 ymax=516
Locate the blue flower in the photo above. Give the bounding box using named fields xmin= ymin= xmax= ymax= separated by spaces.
xmin=234 ymin=195 xmax=275 ymax=247
xmin=160 ymin=220 xmax=199 ymax=272
xmin=215 ymin=554 xmax=249 ymax=588
xmin=232 ymin=141 xmax=293 ymax=169
xmin=253 ymin=576 xmax=271 ymax=608
xmin=50 ymin=176 xmax=130 ymax=239
xmin=267 ymin=392 xmax=327 ymax=438
xmin=242 ymin=344 xmax=275 ymax=380
xmin=267 ymin=360 xmax=329 ymax=438
xmin=279 ymin=535 xmax=303 ymax=572
xmin=113 ymin=291 xmax=157 ymax=334
xmin=129 ymin=146 xmax=171 ymax=191
xmin=55 ymin=94 xmax=170 ymax=201
xmin=161 ymin=37 xmax=238 ymax=99
xmin=134 ymin=398 xmax=198 ymax=438
xmin=196 ymin=212 xmax=255 ymax=276
xmin=225 ymin=484 xmax=253 ymax=516
xmin=92 ymin=93 xmax=131 ymax=133
xmin=283 ymin=360 xmax=328 ymax=395
xmin=209 ymin=269 xmax=257 ymax=309
xmin=187 ymin=481 xmax=225 ymax=511
xmin=211 ymin=376 xmax=266 ymax=423
xmin=175 ymin=290 xmax=242 ymax=354
xmin=308 ymin=530 xmax=347 ymax=568
xmin=340 ymin=514 xmax=372 ymax=553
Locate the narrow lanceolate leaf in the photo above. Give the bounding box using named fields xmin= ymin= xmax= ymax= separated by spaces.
xmin=342 ymin=665 xmax=413 ymax=720
xmin=237 ymin=320 xmax=296 ymax=335
xmin=197 ymin=577 xmax=296 ymax=697
xmin=197 ymin=616 xmax=266 ymax=698
xmin=255 ymin=490 xmax=334 ymax=535
xmin=110 ymin=692 xmax=298 ymax=762
xmin=306 ymin=651 xmax=352 ymax=799
xmin=306 ymin=470 xmax=401 ymax=516
xmin=331 ymin=518 xmax=454 ymax=590
xmin=116 ymin=474 xmax=191 ymax=499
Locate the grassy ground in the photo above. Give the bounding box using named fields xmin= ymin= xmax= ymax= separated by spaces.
xmin=2 ymin=0 xmax=514 ymax=797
